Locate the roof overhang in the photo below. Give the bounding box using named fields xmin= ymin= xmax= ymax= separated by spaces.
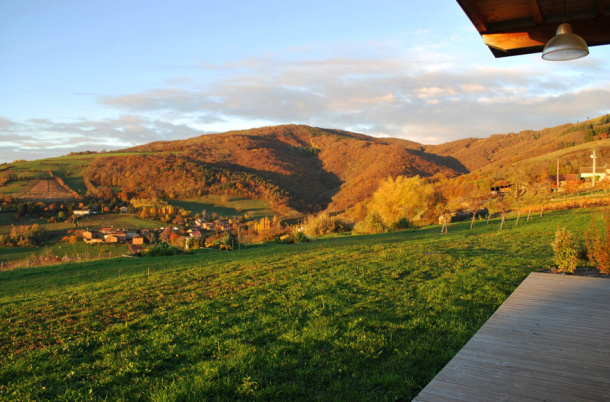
xmin=457 ymin=0 xmax=610 ymax=58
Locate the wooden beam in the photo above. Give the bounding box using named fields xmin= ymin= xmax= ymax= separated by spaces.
xmin=597 ymin=0 xmax=605 ymax=18
xmin=482 ymin=16 xmax=610 ymax=57
xmin=457 ymin=0 xmax=488 ymax=33
xmin=528 ymin=0 xmax=544 ymax=24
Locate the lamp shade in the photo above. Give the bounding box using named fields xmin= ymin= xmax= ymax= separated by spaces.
xmin=542 ymin=23 xmax=589 ymax=61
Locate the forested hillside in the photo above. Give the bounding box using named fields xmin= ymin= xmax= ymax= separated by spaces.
xmin=426 ymin=114 xmax=610 ymax=173
xmin=3 ymin=116 xmax=610 ymax=215
xmin=98 ymin=125 xmax=462 ymax=212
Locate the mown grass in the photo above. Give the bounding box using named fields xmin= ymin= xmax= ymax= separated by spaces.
xmin=0 ymin=243 xmax=129 ymax=265
xmin=76 ymin=214 xmax=161 ymax=231
xmin=168 ymin=195 xmax=276 ymax=219
xmin=0 ymin=207 xmax=598 ymax=400
xmin=0 ymin=180 xmax=31 ymax=195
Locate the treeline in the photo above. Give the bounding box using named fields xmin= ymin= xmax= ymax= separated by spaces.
xmin=83 ymin=154 xmax=296 ymax=213
xmin=0 ymin=224 xmax=46 ymax=247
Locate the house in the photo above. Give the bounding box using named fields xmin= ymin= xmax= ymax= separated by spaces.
xmin=100 ymin=227 xmax=113 ymax=235
xmin=132 ymin=235 xmax=144 ymax=245
xmin=490 ymin=183 xmax=514 ymax=195
xmin=105 ymin=234 xmax=118 ymax=243
xmin=82 ymin=230 xmax=95 ymax=240
xmin=109 ymin=231 xmax=127 ymax=242
xmin=73 ymin=209 xmax=90 ymax=217
xmin=189 ymin=230 xmax=202 ymax=239
xmin=580 ymin=167 xmax=610 ymax=182
xmin=201 ymin=222 xmax=215 ymax=231
xmin=84 ymin=237 xmax=104 ymax=244
xmin=547 ymin=174 xmax=581 ymax=191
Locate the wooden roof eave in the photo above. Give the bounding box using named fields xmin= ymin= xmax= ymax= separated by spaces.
xmin=482 ymin=16 xmax=610 ymax=57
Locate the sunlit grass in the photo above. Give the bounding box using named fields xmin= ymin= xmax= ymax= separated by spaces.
xmin=168 ymin=195 xmax=276 ymax=219
xmin=0 ymin=207 xmax=598 ymax=400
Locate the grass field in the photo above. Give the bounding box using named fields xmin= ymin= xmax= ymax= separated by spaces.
xmin=1 ymin=152 xmax=156 ymax=196
xmin=0 ymin=214 xmax=159 ymax=263
xmin=0 ymin=180 xmax=31 ymax=195
xmin=0 ymin=207 xmax=600 ymax=400
xmin=76 ymin=213 xmax=161 ymax=231
xmin=168 ymin=195 xmax=276 ymax=219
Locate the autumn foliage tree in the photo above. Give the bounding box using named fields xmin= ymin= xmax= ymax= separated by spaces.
xmin=365 ymin=175 xmax=435 ymax=229
xmin=585 ymin=208 xmax=610 ymax=274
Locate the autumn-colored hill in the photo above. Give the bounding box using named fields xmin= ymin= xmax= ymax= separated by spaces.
xmin=426 ymin=114 xmax=610 ymax=174
xmin=4 ymin=115 xmax=610 ymax=215
xmin=98 ymin=125 xmax=461 ymax=212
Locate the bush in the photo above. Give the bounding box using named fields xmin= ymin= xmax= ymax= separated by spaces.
xmin=551 ymin=227 xmax=578 ymax=273
xmin=584 ymin=209 xmax=610 ymax=274
xmin=303 ymin=213 xmax=350 ymax=236
xmin=353 ymin=212 xmax=387 ymax=234
xmin=205 ymin=232 xmax=237 ymax=249
xmin=145 ymin=243 xmax=182 ymax=257
xmin=391 ymin=217 xmax=411 ymax=231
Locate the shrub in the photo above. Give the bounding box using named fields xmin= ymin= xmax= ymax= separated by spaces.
xmin=353 ymin=212 xmax=387 ymax=234
xmin=292 ymin=230 xmax=309 ymax=244
xmin=576 ymin=239 xmax=589 ymax=263
xmin=584 ymin=209 xmax=610 ymax=274
xmin=551 ymin=227 xmax=578 ymax=273
xmin=280 ymin=229 xmax=309 ymax=244
xmin=205 ymin=232 xmax=238 ymax=249
xmin=145 ymin=243 xmax=182 ymax=257
xmin=303 ymin=213 xmax=349 ymax=236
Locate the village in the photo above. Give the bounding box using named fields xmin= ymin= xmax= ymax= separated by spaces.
xmin=80 ymin=215 xmax=237 ymax=249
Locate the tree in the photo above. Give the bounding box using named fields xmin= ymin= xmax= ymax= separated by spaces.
xmin=367 ymin=175 xmax=435 ymax=228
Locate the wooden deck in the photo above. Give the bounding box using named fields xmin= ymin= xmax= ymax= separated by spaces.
xmin=414 ymin=273 xmax=610 ymax=401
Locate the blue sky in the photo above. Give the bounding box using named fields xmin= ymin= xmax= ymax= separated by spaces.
xmin=1 ymin=0 xmax=609 ymax=163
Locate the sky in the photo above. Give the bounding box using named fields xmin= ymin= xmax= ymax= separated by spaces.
xmin=1 ymin=0 xmax=609 ymax=163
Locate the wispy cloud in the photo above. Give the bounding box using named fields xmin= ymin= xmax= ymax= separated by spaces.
xmin=0 ymin=115 xmax=206 ymax=163
xmin=4 ymin=40 xmax=610 ymax=163
xmin=97 ymin=51 xmax=610 ymax=143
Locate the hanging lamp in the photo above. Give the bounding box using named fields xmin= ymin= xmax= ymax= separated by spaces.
xmin=541 ymin=0 xmax=589 ymax=61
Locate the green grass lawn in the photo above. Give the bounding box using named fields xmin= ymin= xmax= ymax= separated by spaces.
xmin=0 ymin=180 xmax=32 ymax=195
xmin=0 ymin=207 xmax=599 ymax=400
xmin=169 ymin=195 xmax=276 ymax=219
xmin=76 ymin=213 xmax=161 ymax=231
xmin=0 ymin=243 xmax=129 ymax=265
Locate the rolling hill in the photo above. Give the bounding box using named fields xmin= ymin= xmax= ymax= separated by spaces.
xmin=93 ymin=125 xmax=465 ymax=212
xmin=2 ymin=115 xmax=610 ymax=214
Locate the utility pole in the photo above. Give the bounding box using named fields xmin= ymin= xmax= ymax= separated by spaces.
xmin=591 ymin=149 xmax=597 ymax=187
xmin=556 ymin=158 xmax=559 ymax=190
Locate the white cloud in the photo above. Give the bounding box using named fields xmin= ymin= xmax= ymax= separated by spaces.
xmin=95 ymin=51 xmax=610 ymax=145
xmin=0 ymin=115 xmax=207 ymax=163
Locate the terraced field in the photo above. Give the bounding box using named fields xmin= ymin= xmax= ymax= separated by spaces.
xmin=16 ymin=180 xmax=77 ymax=202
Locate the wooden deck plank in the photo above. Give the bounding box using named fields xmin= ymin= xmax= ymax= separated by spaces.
xmin=442 ymin=358 xmax=610 ymax=399
xmin=452 ymin=352 xmax=610 ymax=389
xmin=459 ymin=341 xmax=610 ymax=377
xmin=413 ymin=273 xmax=610 ymax=401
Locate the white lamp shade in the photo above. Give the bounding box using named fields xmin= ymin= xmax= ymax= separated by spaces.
xmin=542 ymin=23 xmax=589 ymax=61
